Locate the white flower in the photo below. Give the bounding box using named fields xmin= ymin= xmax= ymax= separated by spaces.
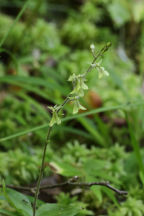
xmin=91 ymin=63 xmax=96 ymax=67
xmin=97 ymin=66 xmax=109 ymax=78
xmin=90 ymin=44 xmax=95 ymax=50
xmin=90 ymin=44 xmax=95 ymax=52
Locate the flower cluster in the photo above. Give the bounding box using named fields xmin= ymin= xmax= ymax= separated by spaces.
xmin=48 ymin=43 xmax=110 ymax=126
xmin=68 ymin=74 xmax=88 ymax=114
xmin=68 ymin=74 xmax=88 ymax=97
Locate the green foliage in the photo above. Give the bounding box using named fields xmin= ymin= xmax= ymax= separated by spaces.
xmin=1 ymin=189 xmax=83 ymax=216
xmin=0 ymin=13 xmax=66 ymax=57
xmin=108 ymin=197 xmax=144 ymax=216
xmin=56 ymin=193 xmax=93 ymax=215
xmin=107 ymin=0 xmax=130 ymax=27
xmin=0 ymin=0 xmax=144 ymax=215
xmin=0 ymin=0 xmax=46 ymax=13
xmin=3 ymin=188 xmax=33 ymax=216
xmin=36 ymin=203 xmax=81 ymax=216
xmin=61 ymin=16 xmax=97 ymax=48
xmin=0 ymin=149 xmax=39 ymax=185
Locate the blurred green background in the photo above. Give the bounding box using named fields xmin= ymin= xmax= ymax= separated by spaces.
xmin=0 ymin=0 xmax=144 ymax=215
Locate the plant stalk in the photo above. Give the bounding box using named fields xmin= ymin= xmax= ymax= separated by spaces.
xmin=33 ymin=126 xmax=52 ymax=216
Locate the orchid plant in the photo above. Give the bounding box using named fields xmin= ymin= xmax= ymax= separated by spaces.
xmin=33 ymin=42 xmax=111 ymax=216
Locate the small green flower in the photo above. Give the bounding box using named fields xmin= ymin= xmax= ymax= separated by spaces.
xmin=68 ymin=73 xmax=77 ymax=82
xmin=90 ymin=44 xmax=95 ymax=52
xmin=79 ymin=75 xmax=88 ymax=90
xmin=91 ymin=60 xmax=109 ymax=79
xmin=90 ymin=43 xmax=95 ymax=55
xmin=73 ymin=98 xmax=86 ymax=114
xmin=68 ymin=74 xmax=88 ymax=97
xmin=71 ymin=86 xmax=84 ymax=97
xmin=48 ymin=106 xmax=61 ymax=127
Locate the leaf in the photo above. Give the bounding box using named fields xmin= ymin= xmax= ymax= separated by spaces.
xmin=132 ymin=1 xmax=144 ymax=22
xmin=108 ymin=1 xmax=130 ymax=27
xmin=0 ymin=0 xmax=30 ymax=47
xmin=3 ymin=188 xmax=33 ymax=216
xmin=0 ymin=75 xmax=66 ymax=101
xmin=126 ymin=112 xmax=144 ymax=173
xmin=0 ymin=209 xmax=18 ymax=216
xmin=54 ymin=125 xmax=92 ymax=140
xmin=102 ymin=187 xmax=119 ymax=207
xmin=92 ymin=186 xmax=103 ymax=204
xmin=1 ymin=100 xmax=144 ymax=142
xmin=36 ymin=203 xmax=81 ymax=216
xmin=139 ymin=171 xmax=144 ymax=186
xmin=49 ymin=161 xmax=81 ymax=177
xmin=78 ymin=117 xmax=106 ymax=146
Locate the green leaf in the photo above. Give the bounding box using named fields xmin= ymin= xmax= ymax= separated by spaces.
xmin=3 ymin=188 xmax=33 ymax=216
xmin=1 ymin=100 xmax=144 ymax=142
xmin=0 ymin=209 xmax=18 ymax=216
xmin=108 ymin=1 xmax=130 ymax=27
xmin=36 ymin=203 xmax=81 ymax=216
xmin=103 ymin=187 xmax=119 ymax=207
xmin=132 ymin=2 xmax=144 ymax=22
xmin=0 ymin=0 xmax=30 ymax=47
xmin=78 ymin=117 xmax=106 ymax=146
xmin=49 ymin=161 xmax=81 ymax=177
xmin=91 ymin=186 xmax=103 ymax=203
xmin=126 ymin=112 xmax=144 ymax=174
xmin=139 ymin=171 xmax=144 ymax=185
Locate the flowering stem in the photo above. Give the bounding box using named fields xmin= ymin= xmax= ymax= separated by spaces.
xmin=32 ymin=43 xmax=111 ymax=215
xmin=33 ymin=126 xmax=52 ymax=216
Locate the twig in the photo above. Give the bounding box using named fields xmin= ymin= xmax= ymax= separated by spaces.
xmin=40 ymin=179 xmax=128 ymax=195
xmin=1 ymin=177 xmax=127 ymax=196
xmin=0 ymin=184 xmax=31 ymax=191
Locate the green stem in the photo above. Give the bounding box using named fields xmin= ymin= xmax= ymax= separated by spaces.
xmin=33 ymin=96 xmax=71 ymax=215
xmin=33 ymin=126 xmax=52 ymax=216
